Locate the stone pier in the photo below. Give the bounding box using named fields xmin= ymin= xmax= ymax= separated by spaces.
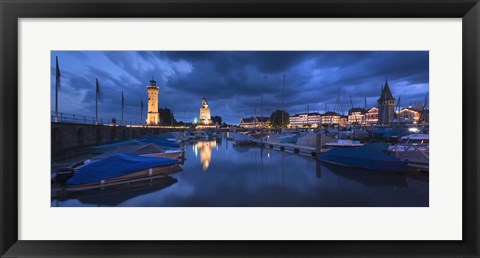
xmin=51 ymin=122 xmax=184 ymax=161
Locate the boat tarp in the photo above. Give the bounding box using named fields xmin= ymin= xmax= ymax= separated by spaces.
xmin=91 ymin=143 xmax=166 ymax=161
xmin=233 ymin=133 xmax=251 ymax=142
xmin=279 ymin=135 xmax=300 ymax=144
xmin=360 ymin=142 xmax=390 ymax=152
xmin=318 ymin=147 xmax=407 ymax=172
xmin=155 ymin=132 xmax=176 ymax=139
xmin=382 ymin=128 xmax=410 ymax=138
xmin=296 ymin=134 xmax=317 ymax=147
xmin=137 ymin=137 xmax=181 ymax=148
xmin=65 ymin=154 xmax=177 ymax=186
xmin=206 ymin=130 xmax=217 ymax=136
xmin=88 ymin=140 xmax=143 ymax=154
xmin=371 ymin=128 xmax=388 ymax=137
xmin=263 ymin=134 xmax=283 ymax=143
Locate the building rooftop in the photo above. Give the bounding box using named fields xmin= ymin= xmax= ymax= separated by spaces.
xmin=348 ymin=108 xmax=366 ymax=115
xmin=240 ymin=116 xmax=271 ymax=123
xmin=256 ymin=117 xmax=271 ymax=123
xmin=291 ymin=112 xmax=321 ymax=117
xmin=240 ymin=117 xmax=256 ymax=123
xmin=378 ymin=79 xmax=395 ymax=101
xmin=323 ymin=111 xmax=340 ymax=116
xmin=149 ymin=76 xmax=157 ymax=87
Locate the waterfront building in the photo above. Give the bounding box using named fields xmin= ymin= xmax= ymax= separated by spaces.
xmin=340 ymin=116 xmax=348 ymax=127
xmin=397 ymin=104 xmax=424 ymax=124
xmin=365 ymin=107 xmax=379 ymax=125
xmin=239 ymin=116 xmax=271 ymax=128
xmin=321 ymin=111 xmax=341 ymax=125
xmin=256 ymin=117 xmax=271 ymax=128
xmin=347 ymin=108 xmax=366 ymax=125
xmin=146 ymin=77 xmax=160 ymax=126
xmin=199 ymin=98 xmax=212 ymax=125
xmin=377 ymin=79 xmax=396 ymax=125
xmin=289 ymin=112 xmax=321 ymax=128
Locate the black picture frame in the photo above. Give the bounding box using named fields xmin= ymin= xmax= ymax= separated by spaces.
xmin=1 ymin=0 xmax=479 ymax=257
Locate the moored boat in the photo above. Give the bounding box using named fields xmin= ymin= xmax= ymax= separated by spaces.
xmin=230 ymin=133 xmax=253 ymax=145
xmin=90 ymin=143 xmax=183 ymax=161
xmin=388 ymin=134 xmax=429 ymax=152
xmin=388 ymin=134 xmax=429 ymax=169
xmin=193 ymin=131 xmax=209 ymax=139
xmin=324 ymin=139 xmax=364 ymax=148
xmin=136 ymin=137 xmax=181 ymax=149
xmin=88 ymin=140 xmax=142 ymax=154
xmin=63 ymin=154 xmax=182 ymax=191
xmin=318 ymin=147 xmax=407 ymax=172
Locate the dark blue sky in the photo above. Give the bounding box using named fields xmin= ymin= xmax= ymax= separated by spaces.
xmin=51 ymin=51 xmax=429 ymax=124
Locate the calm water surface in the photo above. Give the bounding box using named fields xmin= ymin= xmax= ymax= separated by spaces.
xmin=54 ymin=134 xmax=429 ymax=207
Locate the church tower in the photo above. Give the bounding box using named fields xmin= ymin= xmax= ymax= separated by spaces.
xmin=199 ymin=98 xmax=212 ymax=125
xmin=146 ymin=77 xmax=160 ymax=126
xmin=377 ymin=78 xmax=396 ymax=125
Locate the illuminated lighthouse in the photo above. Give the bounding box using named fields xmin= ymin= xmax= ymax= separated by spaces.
xmin=146 ymin=77 xmax=160 ymax=126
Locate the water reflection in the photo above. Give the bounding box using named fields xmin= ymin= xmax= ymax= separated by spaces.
xmin=194 ymin=140 xmax=217 ymax=171
xmin=53 ymin=133 xmax=429 ymax=207
xmin=322 ymin=162 xmax=408 ymax=188
xmin=54 ymin=175 xmax=177 ymax=207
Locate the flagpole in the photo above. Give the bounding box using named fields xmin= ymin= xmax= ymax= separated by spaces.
xmin=95 ymin=78 xmax=98 ymax=125
xmin=55 ymin=56 xmax=59 ymax=123
xmin=121 ymin=91 xmax=124 ymax=125
xmin=282 ymin=74 xmax=285 ymax=133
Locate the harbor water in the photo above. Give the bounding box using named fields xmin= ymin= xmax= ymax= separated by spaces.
xmin=52 ymin=134 xmax=429 ymax=207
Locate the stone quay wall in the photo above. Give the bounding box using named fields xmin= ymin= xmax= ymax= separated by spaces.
xmin=51 ymin=122 xmax=184 ymax=162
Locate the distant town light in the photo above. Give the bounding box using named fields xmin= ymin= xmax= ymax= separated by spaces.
xmin=409 ymin=127 xmax=420 ymax=133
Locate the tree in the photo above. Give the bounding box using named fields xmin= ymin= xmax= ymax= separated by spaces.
xmin=270 ymin=109 xmax=290 ymax=128
xmin=158 ymin=107 xmax=176 ymax=126
xmin=212 ymin=115 xmax=222 ymax=124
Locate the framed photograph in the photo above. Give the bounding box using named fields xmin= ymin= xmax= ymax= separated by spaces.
xmin=1 ymin=0 xmax=478 ymax=257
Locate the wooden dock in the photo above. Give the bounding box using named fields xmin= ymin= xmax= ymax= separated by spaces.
xmin=251 ymin=139 xmax=327 ymax=157
xmin=250 ymin=139 xmax=428 ymax=172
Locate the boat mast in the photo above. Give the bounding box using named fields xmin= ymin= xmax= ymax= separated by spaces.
xmin=396 ymin=96 xmax=401 ymax=121
xmin=420 ymin=95 xmax=428 ymax=124
xmin=350 ymin=95 xmax=357 ymax=125
xmin=364 ymin=97 xmax=367 ymax=125
xmin=261 ymin=95 xmax=263 ymax=128
xmin=282 ymin=74 xmax=285 ymax=132
xmin=307 ymin=104 xmax=309 ymax=127
xmin=254 ymin=102 xmax=257 ymax=129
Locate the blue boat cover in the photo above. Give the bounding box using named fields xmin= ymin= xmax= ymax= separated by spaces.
xmin=382 ymin=128 xmax=410 ymax=138
xmin=156 ymin=132 xmax=176 ymax=139
xmin=318 ymin=147 xmax=407 ymax=172
xmin=65 ymin=154 xmax=177 ymax=186
xmin=279 ymin=135 xmax=300 ymax=144
xmin=371 ymin=128 xmax=411 ymax=139
xmin=361 ymin=142 xmax=390 ymax=152
xmin=371 ymin=128 xmax=388 ymax=138
xmin=137 ymin=137 xmax=180 ymax=148
xmin=88 ymin=140 xmax=142 ymax=154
